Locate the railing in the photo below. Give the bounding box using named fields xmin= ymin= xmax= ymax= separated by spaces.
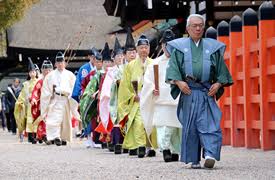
xmin=205 ymin=1 xmax=275 ymax=150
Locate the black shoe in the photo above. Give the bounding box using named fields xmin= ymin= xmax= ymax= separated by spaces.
xmin=45 ymin=140 xmax=53 ymax=145
xmin=129 ymin=149 xmax=138 ymax=156
xmin=171 ymin=153 xmax=179 ymax=161
xmin=54 ymin=138 xmax=62 ymax=146
xmin=146 ymin=149 xmax=156 ymax=157
xmin=101 ymin=142 xmax=107 ymax=149
xmin=163 ymin=149 xmax=172 ymax=162
xmin=32 ymin=139 xmax=37 ymax=144
xmin=123 ymin=149 xmax=129 ymax=153
xmin=75 ymin=131 xmax=83 ymax=138
xmin=114 ymin=144 xmax=122 ymax=154
xmin=79 ymin=133 xmax=85 ymax=139
xmin=108 ymin=143 xmax=114 ymax=152
xmin=38 ymin=140 xmax=43 ymax=144
xmin=138 ymin=146 xmax=146 ymax=158
xmin=204 ymin=157 xmax=215 ymax=169
xmin=61 ymin=140 xmax=67 ymax=146
xmin=28 ymin=133 xmax=33 ymax=143
xmin=42 ymin=136 xmax=48 ymax=144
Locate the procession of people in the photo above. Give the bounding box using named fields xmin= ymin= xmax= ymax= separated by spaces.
xmin=0 ymin=14 xmax=233 ymax=169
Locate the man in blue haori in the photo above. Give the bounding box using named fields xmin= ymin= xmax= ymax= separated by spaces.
xmin=72 ymin=48 xmax=99 ymax=102
xmin=165 ymin=14 xmax=233 ymax=169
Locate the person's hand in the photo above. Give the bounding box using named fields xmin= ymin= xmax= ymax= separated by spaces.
xmin=153 ymin=89 xmax=159 ymax=96
xmin=208 ymin=82 xmax=222 ymax=96
xmin=175 ymin=80 xmax=191 ymax=95
xmin=134 ymin=95 xmax=140 ymax=102
xmin=92 ymin=93 xmax=97 ymax=99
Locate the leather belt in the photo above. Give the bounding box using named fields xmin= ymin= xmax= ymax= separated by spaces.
xmin=55 ymin=92 xmax=68 ymax=97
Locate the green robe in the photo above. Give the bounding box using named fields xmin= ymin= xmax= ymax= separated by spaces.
xmin=166 ymin=39 xmax=233 ymax=100
xmin=117 ymin=57 xmax=154 ymax=149
xmin=80 ymin=71 xmax=104 ymax=129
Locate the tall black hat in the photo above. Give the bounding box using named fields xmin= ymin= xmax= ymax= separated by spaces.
xmin=101 ymin=42 xmax=112 ymax=61
xmin=41 ymin=60 xmax=53 ymax=69
xmin=89 ymin=47 xmax=102 ymax=60
xmin=28 ymin=58 xmax=36 ymax=72
xmin=161 ymin=29 xmax=175 ymax=43
xmin=137 ymin=34 xmax=150 ymax=46
xmin=55 ymin=51 xmax=65 ymax=62
xmin=112 ymin=37 xmax=124 ymax=58
xmin=124 ymin=28 xmax=136 ymax=51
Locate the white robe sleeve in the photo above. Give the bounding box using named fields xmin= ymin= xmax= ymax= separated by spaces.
xmin=40 ymin=72 xmax=54 ymax=119
xmin=140 ymin=62 xmax=157 ymax=135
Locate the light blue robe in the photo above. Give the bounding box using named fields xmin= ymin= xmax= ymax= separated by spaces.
xmin=166 ymin=38 xmax=233 ymax=163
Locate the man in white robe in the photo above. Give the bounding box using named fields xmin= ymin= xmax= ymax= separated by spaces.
xmin=41 ymin=52 xmax=79 ymax=146
xmin=140 ymin=29 xmax=182 ymax=162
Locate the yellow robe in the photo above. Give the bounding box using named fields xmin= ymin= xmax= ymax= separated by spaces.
xmin=117 ymin=57 xmax=157 ymax=149
xmin=14 ymin=78 xmax=38 ymax=133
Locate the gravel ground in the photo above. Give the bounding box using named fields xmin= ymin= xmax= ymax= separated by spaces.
xmin=0 ymin=130 xmax=274 ymax=180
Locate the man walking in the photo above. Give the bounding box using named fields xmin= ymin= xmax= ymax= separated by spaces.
xmin=6 ymin=78 xmax=21 ymax=134
xmin=165 ymin=14 xmax=233 ymax=168
xmin=118 ymin=34 xmax=156 ymax=158
xmin=41 ymin=52 xmax=79 ymax=146
xmin=141 ymin=29 xmax=182 ymax=162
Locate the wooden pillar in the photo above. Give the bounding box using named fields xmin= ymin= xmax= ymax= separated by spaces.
xmin=229 ymin=15 xmax=245 ymax=147
xmin=217 ymin=21 xmax=231 ymax=145
xmin=242 ymin=8 xmax=260 ymax=148
xmin=258 ymin=1 xmax=275 ymax=150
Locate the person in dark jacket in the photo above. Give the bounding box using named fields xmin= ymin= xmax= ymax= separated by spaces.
xmin=5 ymin=78 xmax=21 ymax=134
xmin=0 ymin=92 xmax=7 ymax=130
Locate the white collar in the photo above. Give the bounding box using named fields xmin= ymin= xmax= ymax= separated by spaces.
xmin=195 ymin=39 xmax=201 ymax=47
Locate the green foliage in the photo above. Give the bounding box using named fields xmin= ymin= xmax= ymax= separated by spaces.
xmin=0 ymin=29 xmax=7 ymax=57
xmin=0 ymin=0 xmax=40 ymax=30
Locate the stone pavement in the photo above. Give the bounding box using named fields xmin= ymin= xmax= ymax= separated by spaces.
xmin=0 ymin=130 xmax=274 ymax=180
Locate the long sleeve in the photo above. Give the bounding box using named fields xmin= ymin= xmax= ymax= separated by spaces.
xmin=210 ymin=51 xmax=233 ymax=87
xmin=140 ymin=63 xmax=156 ymax=135
xmin=79 ymin=72 xmax=100 ymax=128
xmin=210 ymin=51 xmax=234 ymax=100
xmin=72 ymin=64 xmax=91 ymax=102
xmin=14 ymin=83 xmax=28 ymax=132
xmin=117 ymin=64 xmax=135 ymax=123
xmin=40 ymin=74 xmax=54 ymax=119
xmin=5 ymin=88 xmax=13 ymax=109
xmin=165 ymin=49 xmax=185 ymax=99
xmin=71 ymin=70 xmax=82 ymax=102
xmin=30 ymin=80 xmax=43 ymax=121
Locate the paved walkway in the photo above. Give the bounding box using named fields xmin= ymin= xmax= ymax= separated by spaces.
xmin=0 ymin=130 xmax=274 ymax=180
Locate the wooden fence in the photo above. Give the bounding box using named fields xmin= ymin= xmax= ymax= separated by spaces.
xmin=205 ymin=1 xmax=275 ymax=150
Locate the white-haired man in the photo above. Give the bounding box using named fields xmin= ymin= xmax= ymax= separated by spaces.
xmin=165 ymin=14 xmax=233 ymax=169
